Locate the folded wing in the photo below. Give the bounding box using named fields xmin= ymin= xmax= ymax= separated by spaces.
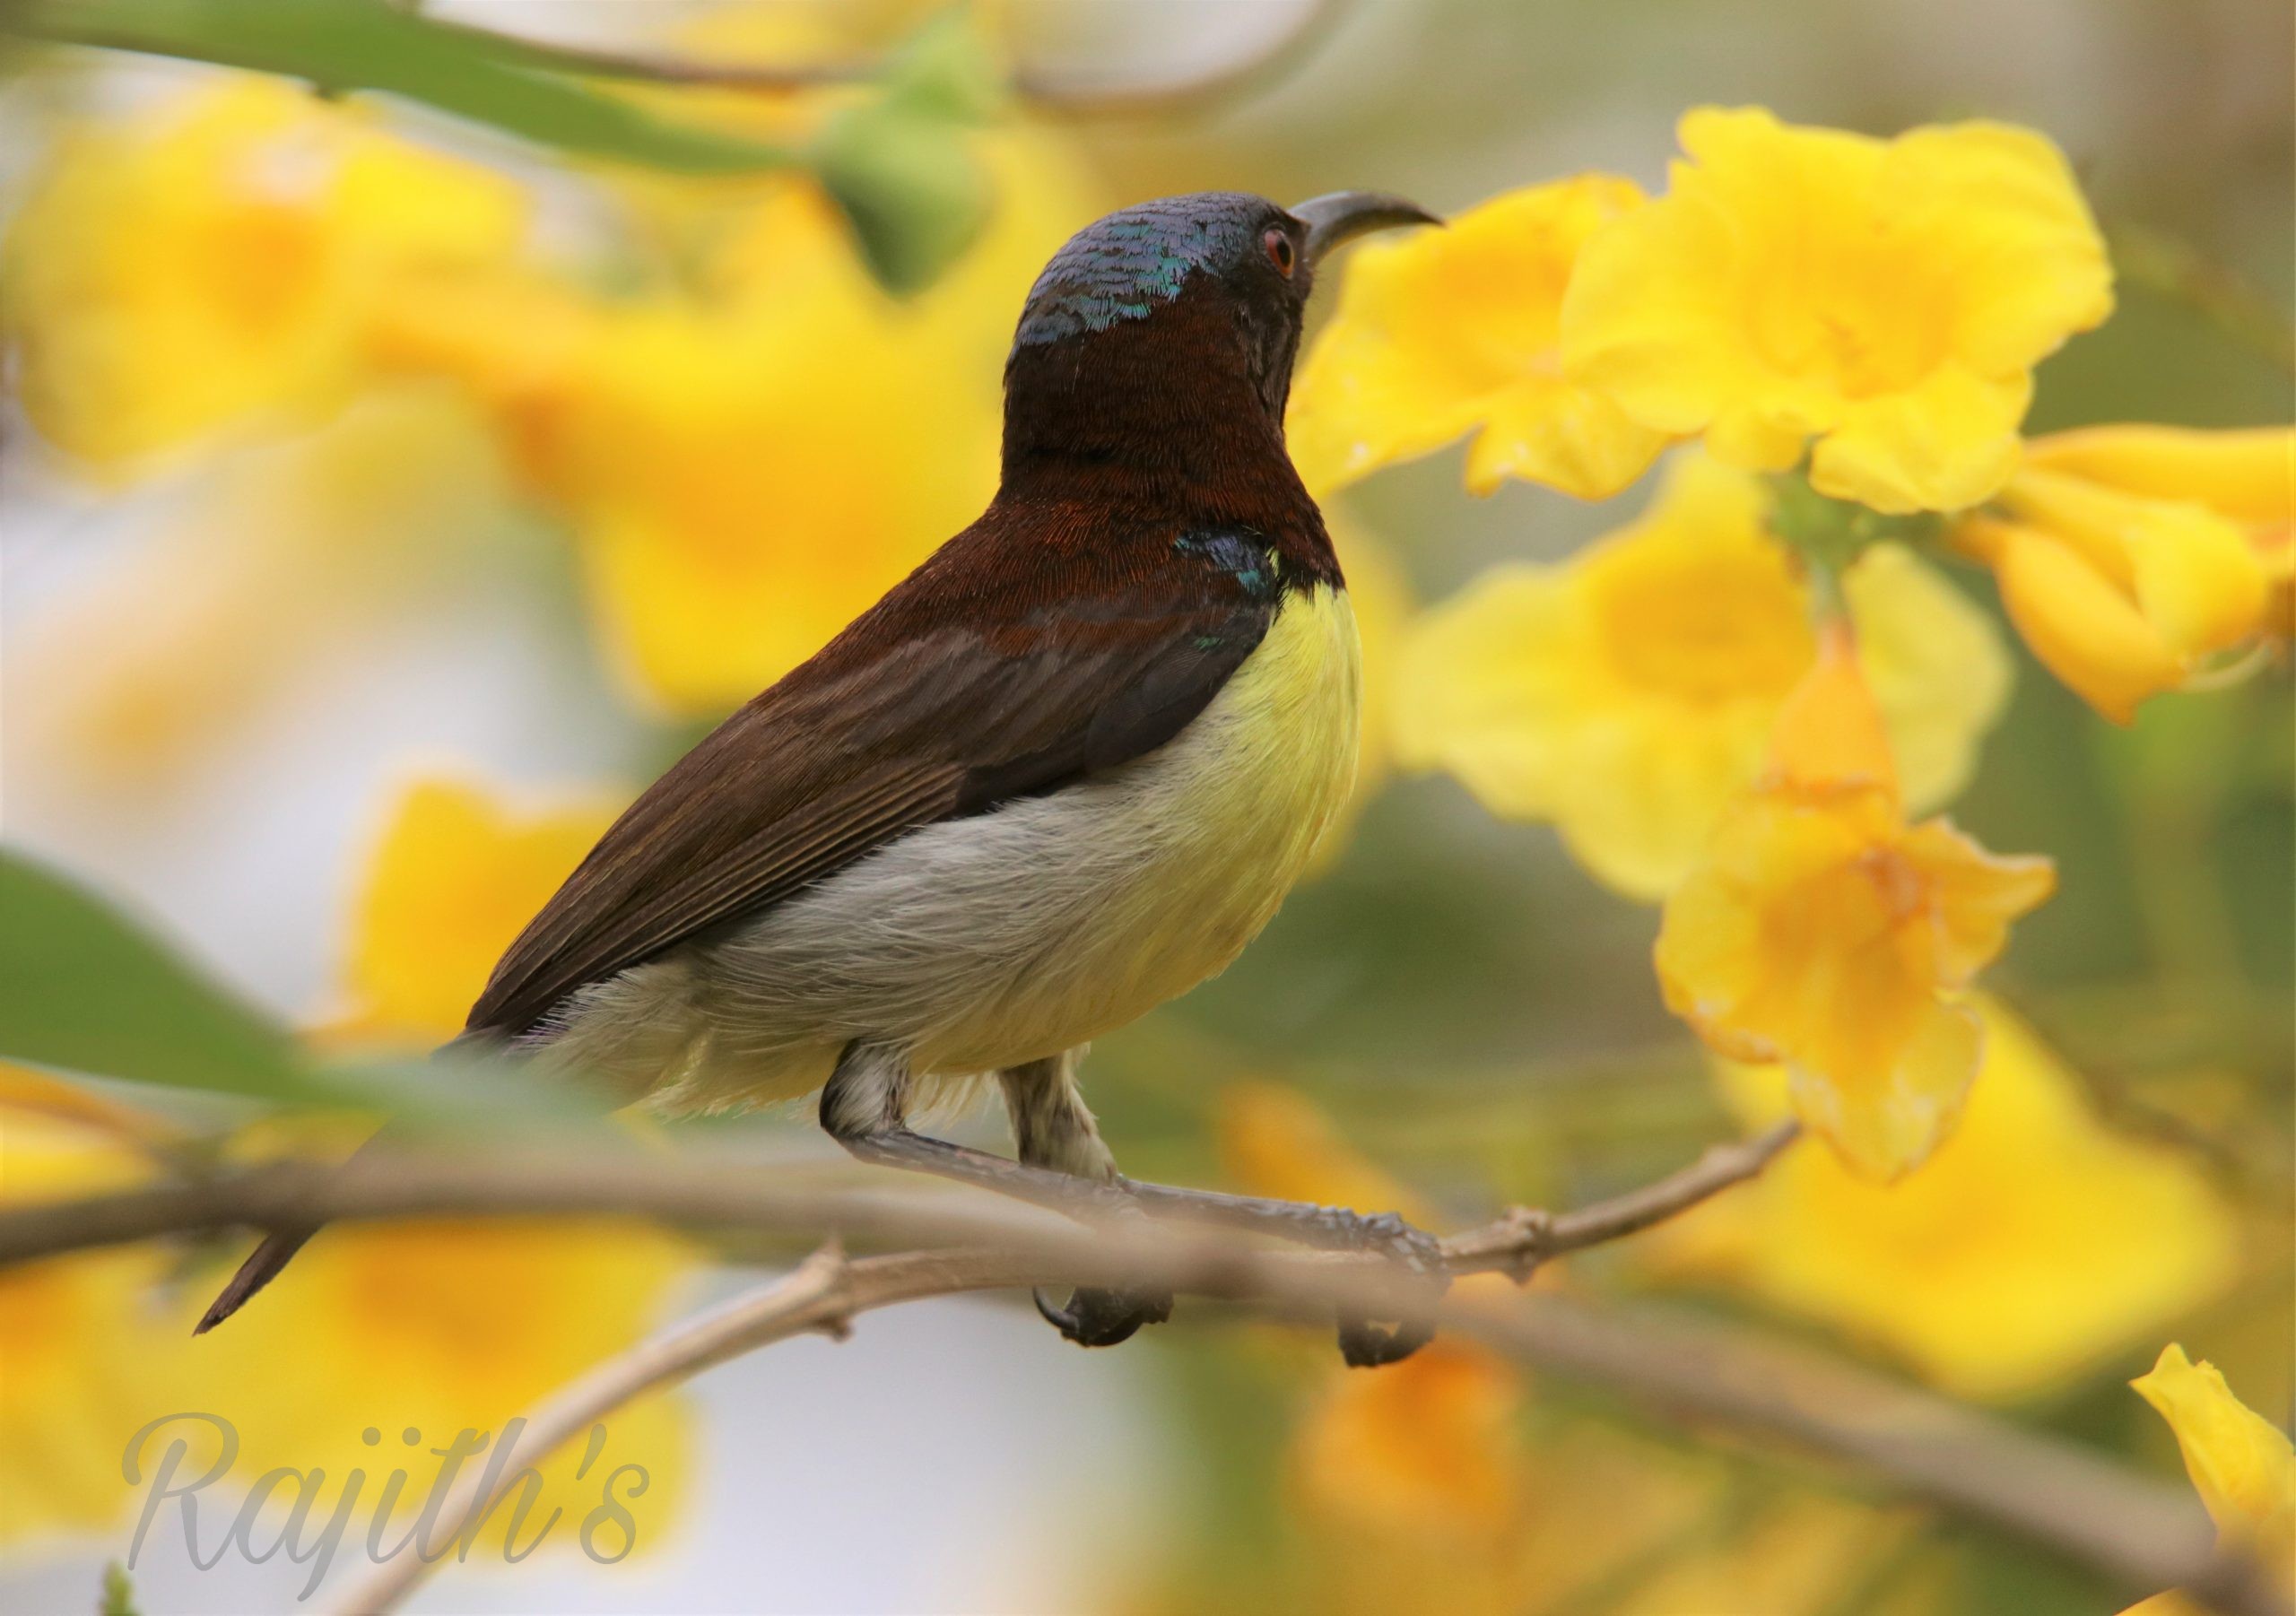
xmin=464 ymin=518 xmax=1284 ymax=1040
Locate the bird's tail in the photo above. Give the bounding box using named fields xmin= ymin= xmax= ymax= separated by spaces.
xmin=192 ymin=1030 xmax=515 ymax=1334
xmin=193 ymin=1223 xmax=317 ymax=1334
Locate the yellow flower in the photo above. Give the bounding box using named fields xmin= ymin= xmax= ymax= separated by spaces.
xmin=2126 ymin=1344 xmax=2296 ymax=1610
xmin=1654 ymin=624 xmax=2055 ymax=1177
xmin=1287 ymin=176 xmax=1667 ymax=500
xmin=1561 ymin=108 xmax=2112 ymax=514
xmin=1396 ymin=452 xmax=2011 ymax=899
xmin=4 ymin=78 xmax=526 ymax=475
xmin=403 ymin=131 xmax=1101 ymax=716
xmin=186 ymin=1216 xmax=694 ymax=1564
xmin=0 ymin=1100 xmax=177 ymax=1543
xmin=1649 ymin=1003 xmax=2240 ymax=1400
xmin=1952 ymin=425 xmax=2287 ymax=720
xmin=531 ymin=287 xmax=997 ymax=712
xmin=335 ymin=777 xmax=625 ymax=1045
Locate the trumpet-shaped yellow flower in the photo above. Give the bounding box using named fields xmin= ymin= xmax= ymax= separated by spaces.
xmin=1561 ymin=108 xmax=2112 ymax=514
xmin=1288 ymin=176 xmax=1667 ymax=500
xmin=395 ymin=129 xmax=1100 ymax=716
xmin=337 ymin=777 xmax=625 ymax=1044
xmin=1396 ymin=453 xmax=2011 ymax=899
xmin=1953 ymin=425 xmax=2288 ymax=720
xmin=1649 ymin=1003 xmax=2239 ymax=1400
xmin=1655 ymin=625 xmax=2055 ymax=1177
xmin=4 ymin=78 xmax=526 ymax=474
xmin=2123 ymin=1345 xmax=2296 ymax=1612
xmin=527 ymin=286 xmax=999 ymax=713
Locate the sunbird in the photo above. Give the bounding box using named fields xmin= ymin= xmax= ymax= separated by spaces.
xmin=202 ymin=190 xmax=1440 ymax=1358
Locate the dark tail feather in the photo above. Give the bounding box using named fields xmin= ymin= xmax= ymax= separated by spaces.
xmin=196 ymin=1034 xmax=498 ymax=1334
xmin=194 ymin=1223 xmax=319 ymax=1334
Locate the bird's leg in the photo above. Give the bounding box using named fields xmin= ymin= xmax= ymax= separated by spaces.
xmin=820 ymin=1042 xmax=1133 ymax=1216
xmin=1000 ymin=1049 xmax=1171 ymax=1349
xmin=821 ymin=1042 xmax=1439 ymax=1363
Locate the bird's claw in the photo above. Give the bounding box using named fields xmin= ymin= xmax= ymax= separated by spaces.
xmin=1338 ymin=1313 xmax=1438 ymax=1368
xmin=1332 ymin=1207 xmax=1449 ymax=1368
xmin=1034 ymin=1284 xmax=1173 ymax=1349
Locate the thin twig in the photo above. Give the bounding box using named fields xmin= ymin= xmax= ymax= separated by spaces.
xmin=430 ymin=0 xmax=1357 ymax=118
xmin=327 ymin=1241 xmax=1032 ymax=1616
xmin=1440 ymin=1120 xmax=1800 ymax=1277
xmin=2109 ymin=220 xmax=2296 ymax=378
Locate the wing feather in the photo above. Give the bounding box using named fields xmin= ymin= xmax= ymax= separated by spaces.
xmin=464 ymin=521 xmax=1282 ymax=1039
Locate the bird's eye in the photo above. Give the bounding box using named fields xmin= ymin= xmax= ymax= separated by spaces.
xmin=1263 ymin=227 xmax=1296 ymax=277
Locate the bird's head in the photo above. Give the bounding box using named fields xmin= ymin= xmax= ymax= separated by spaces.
xmin=1000 ymin=191 xmax=1436 ymax=488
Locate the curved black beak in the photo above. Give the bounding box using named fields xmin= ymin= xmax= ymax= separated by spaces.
xmin=1290 ymin=190 xmax=1440 ymax=265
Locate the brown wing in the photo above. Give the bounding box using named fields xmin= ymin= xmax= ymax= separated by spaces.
xmin=462 ymin=517 xmax=1286 ymax=1040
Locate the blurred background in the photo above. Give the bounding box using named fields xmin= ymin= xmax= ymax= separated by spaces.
xmin=1 ymin=1 xmax=2289 ymax=1612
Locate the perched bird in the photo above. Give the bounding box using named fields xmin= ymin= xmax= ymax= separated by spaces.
xmin=200 ymin=189 xmax=1439 ymax=1356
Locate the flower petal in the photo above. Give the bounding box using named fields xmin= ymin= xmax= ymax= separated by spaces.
xmin=1846 ymin=544 xmax=2014 ymax=812
xmin=2024 ymin=424 xmax=2295 ymax=528
xmin=1980 ymin=519 xmax=2184 ymax=723
xmin=2132 ymin=1344 xmax=2296 ymax=1577
xmin=1290 ymin=174 xmax=1650 ymax=498
xmin=1788 ymin=994 xmax=1981 ymax=1179
xmin=1393 ymin=563 xmax=1578 ymax=821
xmin=1810 ymin=364 xmax=2031 ymax=514
xmin=1462 ymin=374 xmax=1667 ymax=500
xmin=1887 ymin=121 xmax=2113 ymax=374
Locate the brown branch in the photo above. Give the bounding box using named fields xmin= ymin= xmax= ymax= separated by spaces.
xmin=0 ymin=1125 xmax=1792 ymax=1280
xmin=310 ymin=1195 xmax=2277 ymax=1616
xmin=430 ymin=0 xmax=1356 ymax=118
xmin=1 ymin=1126 xmax=2281 ymax=1616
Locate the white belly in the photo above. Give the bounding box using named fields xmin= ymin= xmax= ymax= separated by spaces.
xmin=549 ymin=585 xmax=1362 ymax=1113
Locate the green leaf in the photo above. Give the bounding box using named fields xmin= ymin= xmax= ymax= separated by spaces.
xmin=0 ymin=849 xmax=613 ymax=1131
xmin=0 ymin=847 xmax=321 ymax=1103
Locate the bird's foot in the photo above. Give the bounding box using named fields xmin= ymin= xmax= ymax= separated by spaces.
xmin=1034 ymin=1283 xmax=1174 ymax=1348
xmin=1328 ymin=1208 xmax=1449 ymax=1368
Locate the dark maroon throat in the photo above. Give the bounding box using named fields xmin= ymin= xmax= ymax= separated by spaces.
xmin=997 ymin=290 xmax=1328 ymax=578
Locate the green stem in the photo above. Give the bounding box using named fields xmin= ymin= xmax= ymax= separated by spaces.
xmin=4 ymin=0 xmax=804 ymax=173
